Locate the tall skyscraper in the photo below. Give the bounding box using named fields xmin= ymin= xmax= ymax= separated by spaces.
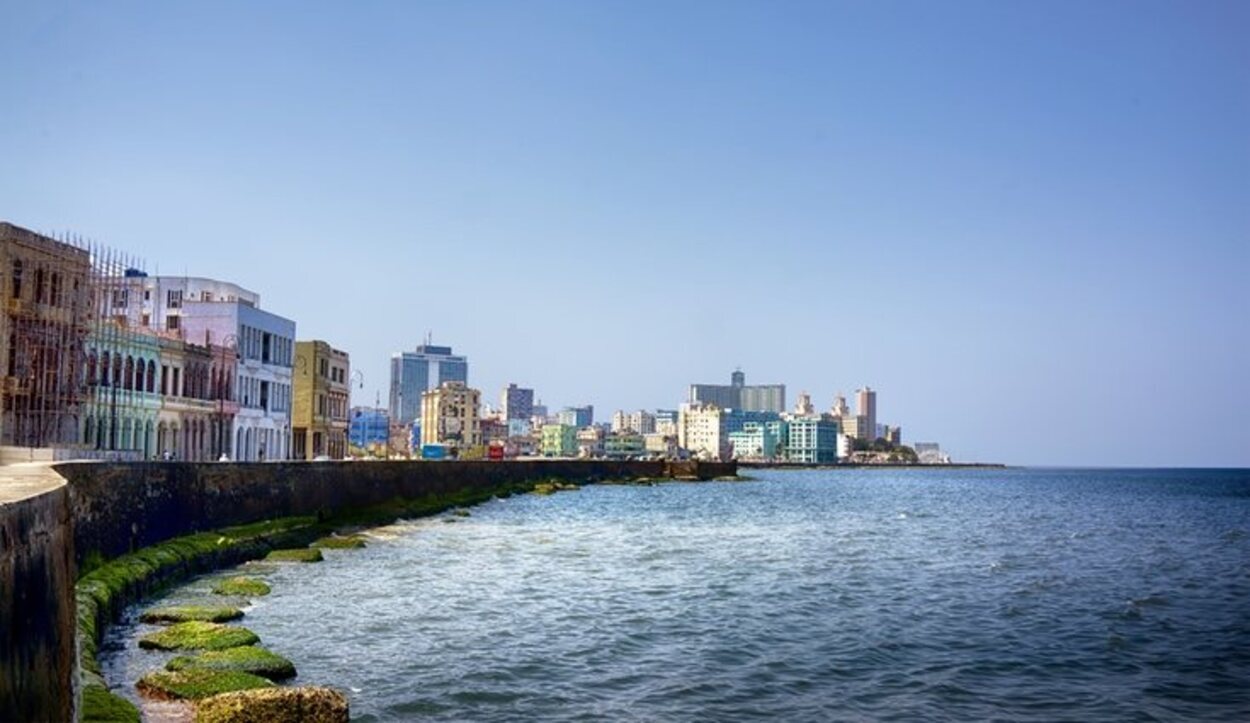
xmin=500 ymin=383 xmax=534 ymax=421
xmin=689 ymin=370 xmax=785 ymax=413
xmin=856 ymin=387 xmax=877 ymax=442
xmin=389 ymin=343 xmax=468 ymax=424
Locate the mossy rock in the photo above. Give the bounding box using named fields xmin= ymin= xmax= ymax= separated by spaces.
xmin=139 ymin=621 xmax=260 ymax=651
xmin=264 ymin=548 xmax=324 ymax=563
xmin=137 ymin=668 xmax=273 ymax=701
xmin=195 ymin=686 xmax=349 ymax=723
xmin=451 ymin=508 xmax=471 ymax=517
xmin=167 ymin=645 xmax=297 ymax=681
xmin=311 ymin=535 xmax=367 ymax=549
xmin=213 ymin=577 xmax=272 ymax=597
xmin=81 ymin=683 xmax=141 ymax=722
xmin=141 ymin=605 xmax=245 ymax=624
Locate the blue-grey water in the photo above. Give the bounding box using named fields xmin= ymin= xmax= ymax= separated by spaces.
xmin=102 ymin=468 xmax=1250 ymax=721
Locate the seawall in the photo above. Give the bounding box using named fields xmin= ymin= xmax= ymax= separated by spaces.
xmin=1 ymin=458 xmax=733 ymax=721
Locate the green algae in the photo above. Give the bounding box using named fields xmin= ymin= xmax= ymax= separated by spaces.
xmin=195 ymin=686 xmax=349 ymax=723
xmin=166 ymin=645 xmax=297 ymax=681
xmin=138 ymin=621 xmax=259 ymax=651
xmin=140 ymin=605 xmax=244 ymax=624
xmin=212 ymin=576 xmax=271 ymax=597
xmin=311 ymin=534 xmax=367 ymax=549
xmin=264 ymin=548 xmax=324 ymax=563
xmin=136 ymin=668 xmax=273 ymax=701
xmin=80 ymin=683 xmax=141 ymax=723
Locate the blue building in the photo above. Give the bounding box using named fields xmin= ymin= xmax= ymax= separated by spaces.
xmin=557 ymin=405 xmax=594 ymax=428
xmin=349 ymin=407 xmax=390 ymax=448
xmin=785 ymin=418 xmax=840 ymax=464
xmin=389 ymin=343 xmax=468 ymax=425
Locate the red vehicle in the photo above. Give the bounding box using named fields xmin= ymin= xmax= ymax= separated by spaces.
xmin=487 ymin=444 xmax=505 ymax=461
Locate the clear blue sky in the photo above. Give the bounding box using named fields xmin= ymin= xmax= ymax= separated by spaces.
xmin=2 ymin=0 xmax=1247 ymax=466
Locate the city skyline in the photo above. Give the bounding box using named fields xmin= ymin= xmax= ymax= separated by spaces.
xmin=2 ymin=1 xmax=1246 ymax=466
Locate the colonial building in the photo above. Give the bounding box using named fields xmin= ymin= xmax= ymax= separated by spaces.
xmin=419 ymin=381 xmax=481 ymax=450
xmin=292 ymin=340 xmax=350 ymax=460
xmin=678 ymin=402 xmax=728 ymax=460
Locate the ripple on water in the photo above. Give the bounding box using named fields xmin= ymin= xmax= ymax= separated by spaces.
xmin=97 ymin=469 xmax=1250 ymax=722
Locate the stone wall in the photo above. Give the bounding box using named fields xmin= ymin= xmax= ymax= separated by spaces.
xmin=0 ymin=475 xmax=75 ymax=723
xmin=55 ymin=459 xmax=734 ymax=568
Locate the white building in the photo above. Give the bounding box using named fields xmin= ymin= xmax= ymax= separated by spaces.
xmin=119 ymin=275 xmax=296 ymax=461
xmin=677 ymin=402 xmax=728 ymax=460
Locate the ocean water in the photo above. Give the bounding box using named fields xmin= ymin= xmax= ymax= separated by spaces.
xmin=101 ymin=468 xmax=1250 ymax=721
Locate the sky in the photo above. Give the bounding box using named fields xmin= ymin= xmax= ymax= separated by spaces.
xmin=1 ymin=0 xmax=1247 ymax=466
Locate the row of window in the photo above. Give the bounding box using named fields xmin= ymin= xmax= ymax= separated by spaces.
xmin=240 ymin=324 xmax=292 ymax=366
xmin=10 ymin=259 xmax=82 ymax=308
xmin=238 ymin=376 xmax=290 ymax=414
xmin=85 ymin=350 xmax=228 ymax=400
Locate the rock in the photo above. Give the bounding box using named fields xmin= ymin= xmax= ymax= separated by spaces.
xmin=310 ymin=535 xmax=367 ymax=549
xmin=166 ymin=645 xmax=296 ymax=680
xmin=141 ymin=605 xmax=244 ymax=624
xmin=195 ymin=686 xmax=349 ymax=723
xmin=263 ymin=548 xmax=324 ymax=563
xmin=80 ymin=683 xmax=140 ymax=722
xmin=136 ymin=669 xmax=272 ymax=700
xmin=212 ymin=577 xmax=271 ymax=596
xmin=138 ymin=621 xmax=259 ymax=651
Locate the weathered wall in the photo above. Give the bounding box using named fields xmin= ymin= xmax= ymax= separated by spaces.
xmin=0 ymin=479 xmax=75 ymax=723
xmin=56 ymin=459 xmax=734 ymax=568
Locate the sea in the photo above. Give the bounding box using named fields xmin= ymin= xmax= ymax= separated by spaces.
xmin=100 ymin=467 xmax=1250 ymax=721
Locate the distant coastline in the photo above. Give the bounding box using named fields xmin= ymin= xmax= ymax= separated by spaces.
xmin=737 ymin=461 xmax=1008 ymax=470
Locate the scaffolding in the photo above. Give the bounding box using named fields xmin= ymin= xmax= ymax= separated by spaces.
xmin=0 ymin=222 xmax=146 ymax=454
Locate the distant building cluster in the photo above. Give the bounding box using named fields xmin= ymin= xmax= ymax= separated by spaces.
xmin=1 ymin=218 xmax=947 ymax=465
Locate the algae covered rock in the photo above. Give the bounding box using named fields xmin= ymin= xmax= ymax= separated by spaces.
xmin=141 ymin=605 xmax=245 ymax=624
xmin=138 ymin=621 xmax=259 ymax=651
xmin=264 ymin=548 xmax=324 ymax=563
xmin=195 ymin=686 xmax=349 ymax=723
xmin=137 ymin=668 xmax=273 ymax=700
xmin=81 ymin=683 xmax=141 ymax=722
xmin=166 ymin=645 xmax=297 ymax=680
xmin=213 ymin=577 xmax=271 ymax=597
xmin=311 ymin=535 xmax=367 ymax=549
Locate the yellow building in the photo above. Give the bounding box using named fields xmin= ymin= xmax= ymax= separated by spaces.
xmin=292 ymin=340 xmax=350 ymax=459
xmin=420 ymin=381 xmax=481 ymax=450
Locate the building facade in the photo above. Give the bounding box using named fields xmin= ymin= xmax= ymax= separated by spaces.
xmin=728 ymin=420 xmax=788 ymax=461
xmin=500 ymin=383 xmax=534 ymax=421
xmin=292 ymin=341 xmax=350 ymax=460
xmin=678 ymin=402 xmax=728 ymax=460
xmin=557 ymin=405 xmax=594 ymax=428
xmin=541 ymin=423 xmax=577 ymax=457
xmin=348 ymin=407 xmax=389 ymax=451
xmin=689 ymin=370 xmax=786 ymax=414
xmin=390 ymin=344 xmax=468 ymax=425
xmin=785 ymin=418 xmax=840 ymax=464
xmin=419 ymin=381 xmax=481 ymax=450
xmin=856 ymin=387 xmax=877 ymax=442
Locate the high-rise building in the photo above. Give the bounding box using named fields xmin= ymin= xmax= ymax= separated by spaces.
xmin=557 ymin=405 xmax=593 ymax=428
xmin=856 ymin=387 xmax=877 ymax=442
xmin=419 ymin=381 xmax=480 ymax=449
xmin=629 ymin=410 xmax=656 ymax=434
xmin=786 ymin=418 xmax=840 ymax=464
xmin=689 ymin=370 xmax=785 ymax=413
xmin=292 ymin=341 xmax=350 ymax=460
xmin=677 ymin=402 xmax=728 ymax=460
xmin=830 ymin=393 xmax=850 ymax=419
xmin=793 ymin=391 xmax=816 ymax=417
xmin=390 ymin=344 xmax=467 ymax=425
xmin=501 ymin=383 xmax=534 ymax=421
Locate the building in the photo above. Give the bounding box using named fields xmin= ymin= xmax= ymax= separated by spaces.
xmin=541 ymin=423 xmax=577 ymax=457
xmin=348 ymin=407 xmax=389 ymax=450
xmin=830 ymin=393 xmax=850 ymax=419
xmin=500 ymin=383 xmax=534 ymax=421
xmin=785 ymin=418 xmax=840 ymax=464
xmin=688 ymin=370 xmax=785 ymax=414
xmin=654 ymin=409 xmax=679 ymax=436
xmin=390 ymin=343 xmax=468 ymax=425
xmin=116 ymin=275 xmax=296 ymax=461
xmin=604 ymin=431 xmax=645 ymax=459
xmin=576 ymin=426 xmax=605 ymax=458
xmin=884 ymin=425 xmax=902 ymax=445
xmin=644 ymin=433 xmax=679 ymax=458
xmin=292 ymin=341 xmax=350 ymax=460
xmin=557 ymin=405 xmax=594 ymax=428
xmin=856 ymin=387 xmax=877 ymax=442
xmin=419 ymin=381 xmax=481 ymax=450
xmin=82 ymin=324 xmax=162 ymax=459
xmin=0 ymin=223 xmax=93 ymax=449
xmin=728 ymin=420 xmax=788 ymax=461
xmin=793 ymin=391 xmax=816 ymax=417
xmin=677 ymin=402 xmax=728 ymax=460
xmin=627 ymin=410 xmax=656 ymax=434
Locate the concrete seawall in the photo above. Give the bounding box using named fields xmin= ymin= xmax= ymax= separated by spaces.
xmin=1 ymin=458 xmax=733 ymax=721
xmin=0 ymin=465 xmax=76 ymax=723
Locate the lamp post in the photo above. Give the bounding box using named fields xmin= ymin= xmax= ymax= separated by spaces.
xmin=349 ymin=369 xmax=363 ymax=456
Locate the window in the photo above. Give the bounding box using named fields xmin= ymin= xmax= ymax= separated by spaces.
xmin=262 ymin=333 xmax=272 ymax=363
xmin=10 ymin=259 xmax=22 ymax=299
xmin=50 ymin=273 xmax=62 ymax=307
xmin=167 ymin=289 xmax=183 ymax=308
xmin=166 ymin=315 xmax=180 ymax=331
xmin=201 ymin=291 xmax=212 ymax=301
xmin=143 ymin=289 xmax=151 ymax=301
xmin=34 ymin=268 xmax=46 ymax=303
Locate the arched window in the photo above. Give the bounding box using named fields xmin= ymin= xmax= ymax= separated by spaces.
xmin=100 ymin=352 xmax=110 ymax=387
xmin=87 ymin=352 xmax=98 ymax=386
xmin=147 ymin=360 xmax=156 ymax=393
xmin=112 ymin=353 xmax=122 ymax=387
xmin=124 ymin=356 xmax=135 ymax=391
